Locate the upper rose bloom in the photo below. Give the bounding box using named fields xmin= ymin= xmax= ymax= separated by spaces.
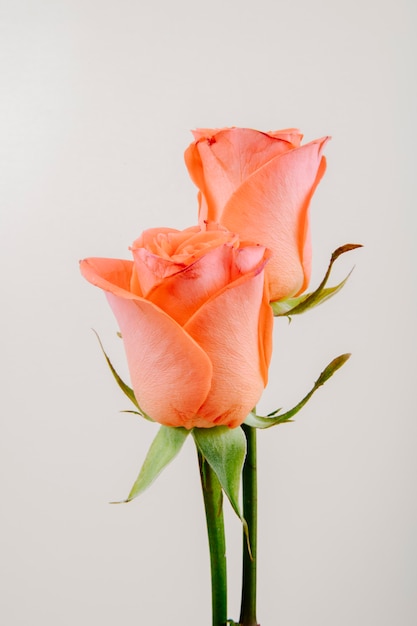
xmin=80 ymin=224 xmax=273 ymax=429
xmin=184 ymin=127 xmax=329 ymax=301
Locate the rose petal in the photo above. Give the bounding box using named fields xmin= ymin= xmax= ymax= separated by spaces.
xmin=219 ymin=137 xmax=329 ymax=300
xmin=80 ymin=257 xmax=139 ymax=298
xmin=257 ymin=284 xmax=273 ymax=385
xmin=106 ymin=294 xmax=213 ymax=429
xmin=131 ymin=247 xmax=187 ymax=296
xmin=133 ymin=226 xmax=200 ymax=260
xmin=232 ymin=244 xmax=268 ymax=278
xmin=268 ymin=129 xmax=303 ymax=146
xmin=185 ymin=265 xmax=273 ymax=428
xmin=145 ymin=243 xmax=236 ymax=325
xmin=131 ymin=227 xmax=239 ymax=300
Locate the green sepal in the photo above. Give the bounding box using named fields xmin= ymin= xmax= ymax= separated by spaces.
xmin=271 ymin=243 xmax=362 ymax=317
xmin=245 ymin=353 xmax=351 ymax=429
xmin=115 ymin=425 xmax=189 ymax=503
xmin=92 ymin=329 xmax=153 ymax=421
xmin=192 ymin=426 xmax=246 ymax=524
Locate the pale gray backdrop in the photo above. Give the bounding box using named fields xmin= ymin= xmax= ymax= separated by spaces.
xmin=1 ymin=1 xmax=416 ymax=624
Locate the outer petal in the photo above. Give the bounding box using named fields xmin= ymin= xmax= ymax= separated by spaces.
xmin=220 ymin=138 xmax=329 ymax=300
xmin=184 ymin=266 xmax=273 ymax=429
xmin=267 ymin=129 xmax=303 ymax=145
xmin=106 ymin=294 xmax=213 ymax=429
xmin=184 ymin=128 xmax=302 ymax=223
xmin=257 ymin=282 xmax=274 ymax=385
xmin=80 ymin=257 xmax=139 ymax=298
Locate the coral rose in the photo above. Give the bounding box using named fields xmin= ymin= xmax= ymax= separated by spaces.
xmin=80 ymin=224 xmax=273 ymax=429
xmin=184 ymin=127 xmax=329 ymax=302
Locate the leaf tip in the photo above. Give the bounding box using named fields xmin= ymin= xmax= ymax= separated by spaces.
xmin=317 ymin=353 xmax=351 ymax=386
xmin=332 ymin=243 xmax=363 ymax=261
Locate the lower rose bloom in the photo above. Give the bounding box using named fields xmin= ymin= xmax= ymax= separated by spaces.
xmin=80 ymin=224 xmax=273 ymax=429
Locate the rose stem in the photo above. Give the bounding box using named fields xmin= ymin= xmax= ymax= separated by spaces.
xmin=239 ymin=424 xmax=258 ymax=626
xmin=197 ymin=450 xmax=228 ymax=626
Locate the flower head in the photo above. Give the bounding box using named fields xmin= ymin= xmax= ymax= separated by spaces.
xmin=185 ymin=127 xmax=329 ymax=301
xmin=80 ymin=223 xmax=273 ymax=429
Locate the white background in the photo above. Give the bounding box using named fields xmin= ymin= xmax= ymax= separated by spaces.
xmin=1 ymin=1 xmax=416 ymax=624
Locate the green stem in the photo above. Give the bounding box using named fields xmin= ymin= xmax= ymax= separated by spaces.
xmin=239 ymin=424 xmax=258 ymax=626
xmin=198 ymin=450 xmax=228 ymax=626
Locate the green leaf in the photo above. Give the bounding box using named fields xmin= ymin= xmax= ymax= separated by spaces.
xmin=244 ymin=412 xmax=289 ymax=428
xmin=92 ymin=329 xmax=153 ymax=421
xmin=245 ymin=353 xmax=351 ymax=429
xmin=271 ymin=243 xmax=362 ymax=317
xmin=192 ymin=426 xmax=246 ymax=522
xmin=117 ymin=425 xmax=189 ymax=503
